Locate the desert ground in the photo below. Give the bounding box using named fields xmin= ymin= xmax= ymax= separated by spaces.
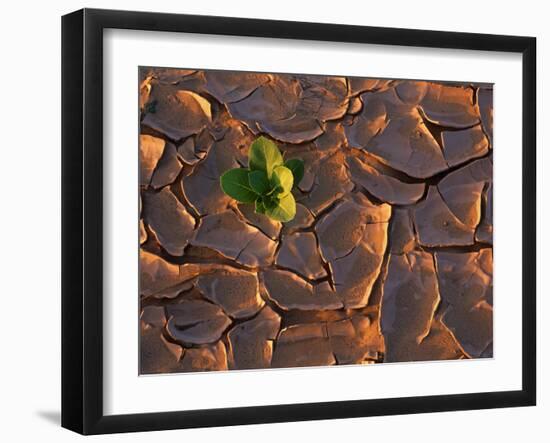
xmin=139 ymin=68 xmax=493 ymax=374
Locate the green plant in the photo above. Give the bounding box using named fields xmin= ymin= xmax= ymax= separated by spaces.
xmin=220 ymin=136 xmax=304 ymax=222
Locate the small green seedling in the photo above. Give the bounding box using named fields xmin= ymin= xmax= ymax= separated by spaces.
xmin=220 ymin=136 xmax=304 ymax=222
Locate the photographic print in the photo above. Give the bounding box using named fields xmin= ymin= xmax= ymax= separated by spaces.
xmin=138 ymin=67 xmax=493 ymax=375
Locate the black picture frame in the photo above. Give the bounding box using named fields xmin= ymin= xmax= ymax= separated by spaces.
xmin=61 ymin=8 xmax=537 ymax=435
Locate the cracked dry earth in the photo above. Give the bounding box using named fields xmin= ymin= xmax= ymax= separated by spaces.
xmin=139 ymin=67 xmax=493 ymax=374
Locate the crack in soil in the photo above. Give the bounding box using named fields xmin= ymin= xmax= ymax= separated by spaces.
xmin=139 ymin=69 xmax=493 ymax=373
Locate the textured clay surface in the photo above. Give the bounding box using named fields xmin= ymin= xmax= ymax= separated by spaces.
xmin=139 ymin=68 xmax=493 ymax=374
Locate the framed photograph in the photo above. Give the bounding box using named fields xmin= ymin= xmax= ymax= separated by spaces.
xmin=62 ymin=8 xmax=536 ymax=435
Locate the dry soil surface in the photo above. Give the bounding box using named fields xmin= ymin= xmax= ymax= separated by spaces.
xmin=138 ymin=68 xmax=493 ymax=374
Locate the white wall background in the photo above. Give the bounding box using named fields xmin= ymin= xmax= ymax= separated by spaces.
xmin=0 ymin=0 xmax=546 ymax=441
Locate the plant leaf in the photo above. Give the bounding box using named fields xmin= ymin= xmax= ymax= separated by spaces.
xmin=220 ymin=168 xmax=258 ymax=203
xmin=248 ymin=170 xmax=272 ymax=195
xmin=248 ymin=136 xmax=283 ymax=178
xmin=262 ymin=194 xmax=279 ymax=210
xmin=265 ymin=193 xmax=296 ymax=222
xmin=271 ymin=165 xmax=294 ymax=197
xmin=255 ymin=199 xmax=266 ymax=214
xmin=284 ymin=158 xmax=304 ymax=186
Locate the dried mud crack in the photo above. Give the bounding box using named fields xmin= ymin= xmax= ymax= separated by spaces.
xmin=139 ymin=68 xmax=493 ymax=374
